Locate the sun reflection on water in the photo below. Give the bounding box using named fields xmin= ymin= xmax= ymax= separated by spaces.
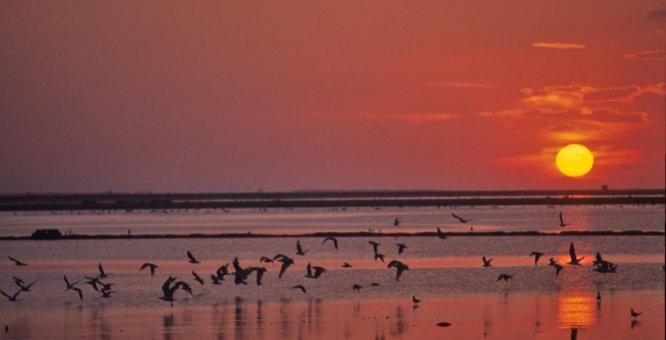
xmin=557 ymin=294 xmax=597 ymax=329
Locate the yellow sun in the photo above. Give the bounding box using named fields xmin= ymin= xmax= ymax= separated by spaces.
xmin=556 ymin=144 xmax=594 ymax=177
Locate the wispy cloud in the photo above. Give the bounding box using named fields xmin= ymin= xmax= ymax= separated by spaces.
xmin=422 ymin=82 xmax=498 ymax=89
xmin=531 ymin=42 xmax=586 ymax=50
xmin=622 ymin=50 xmax=665 ymax=60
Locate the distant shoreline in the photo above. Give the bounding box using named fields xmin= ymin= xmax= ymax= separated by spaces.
xmin=1 ymin=230 xmax=663 ymax=241
xmin=0 ymin=189 xmax=663 ymax=211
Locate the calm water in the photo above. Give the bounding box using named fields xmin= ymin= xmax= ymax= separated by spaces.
xmin=0 ymin=205 xmax=664 ymax=339
xmin=0 ymin=204 xmax=664 ymax=236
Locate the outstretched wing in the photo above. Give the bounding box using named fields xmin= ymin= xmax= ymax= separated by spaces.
xmin=569 ymin=243 xmax=577 ymax=262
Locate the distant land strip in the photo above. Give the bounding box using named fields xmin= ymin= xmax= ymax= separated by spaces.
xmin=0 ymin=189 xmax=664 ymax=212
xmin=1 ymin=230 xmax=663 ymax=241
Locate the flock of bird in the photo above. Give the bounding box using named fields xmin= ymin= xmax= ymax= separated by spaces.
xmin=1 ymin=211 xmax=652 ymax=324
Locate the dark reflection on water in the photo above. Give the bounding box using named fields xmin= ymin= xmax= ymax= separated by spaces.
xmin=162 ymin=313 xmax=174 ymax=340
xmin=1 ymin=290 xmax=662 ymax=339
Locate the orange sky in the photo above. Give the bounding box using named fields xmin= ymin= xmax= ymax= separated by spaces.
xmin=0 ymin=1 xmax=664 ymax=192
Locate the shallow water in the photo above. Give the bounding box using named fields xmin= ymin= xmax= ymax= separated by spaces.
xmin=0 ymin=204 xmax=663 ymax=236
xmin=0 ymin=206 xmax=664 ymax=339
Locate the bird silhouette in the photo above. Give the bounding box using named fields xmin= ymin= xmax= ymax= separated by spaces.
xmin=396 ymin=243 xmax=407 ymax=254
xmin=554 ymin=264 xmax=564 ymax=277
xmin=159 ymin=276 xmax=180 ymax=306
xmin=451 ymin=213 xmax=471 ymax=223
xmin=559 ymin=212 xmax=570 ymax=227
xmin=187 ymin=251 xmax=200 ymax=264
xmin=497 ymin=274 xmax=513 ymax=282
xmin=387 ymin=260 xmax=409 ymax=281
xmin=342 ymin=262 xmax=353 ymax=268
xmin=567 ymin=243 xmax=584 ymax=265
xmin=295 ymin=241 xmax=308 ymax=256
xmin=393 ymin=218 xmax=401 ymax=226
xmin=596 ymin=292 xmax=601 ymax=301
xmin=98 ymin=262 xmax=108 ymax=278
xmin=215 ymin=263 xmax=230 ymax=281
xmin=140 ymin=263 xmax=158 ymax=276
xmin=274 ymin=254 xmax=295 ymax=279
xmin=245 ymin=267 xmax=268 ymax=285
xmin=530 ymin=252 xmax=544 ymax=266
xmin=291 ymin=285 xmax=307 ymax=293
xmin=482 ymin=256 xmax=493 ymax=267
xmin=368 ymin=241 xmax=380 ymax=254
xmin=305 ymin=262 xmax=327 ymax=279
xmin=548 ymin=258 xmax=558 ymax=266
xmin=85 ymin=276 xmax=101 ymax=291
xmin=630 ymin=309 xmax=642 ymax=319
xmin=374 ymin=253 xmax=386 ymax=263
xmin=436 ymin=228 xmax=448 ymax=239
xmin=352 ymin=284 xmax=362 ymax=292
xmin=0 ymin=289 xmax=21 ymax=302
xmin=259 ymin=256 xmax=274 ymax=264
xmin=370 ymin=282 xmax=380 ymax=287
xmin=412 ymin=295 xmax=421 ymax=304
xmin=322 ymin=237 xmax=338 ymax=250
xmin=192 ymin=271 xmax=204 ymax=285
xmin=12 ymin=277 xmax=35 ymax=292
xmin=64 ymin=275 xmax=83 ymax=301
xmin=8 ymin=256 xmax=27 ymax=266
xmin=210 ymin=274 xmax=222 ymax=285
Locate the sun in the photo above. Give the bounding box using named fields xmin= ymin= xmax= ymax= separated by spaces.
xmin=556 ymin=144 xmax=594 ymax=177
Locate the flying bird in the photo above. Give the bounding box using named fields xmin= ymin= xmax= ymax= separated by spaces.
xmin=192 ymin=271 xmax=204 ymax=285
xmin=497 ymin=274 xmax=513 ymax=282
xmin=0 ymin=289 xmax=21 ymax=302
xmin=567 ymin=243 xmax=584 ymax=266
xmin=8 ymin=256 xmax=27 ymax=266
xmin=396 ymin=243 xmax=407 ymax=254
xmin=322 ymin=237 xmax=339 ymax=250
xmin=159 ymin=276 xmax=180 ymax=306
xmin=85 ymin=276 xmax=101 ymax=291
xmin=548 ymin=258 xmax=558 ymax=266
xmin=259 ymin=256 xmax=274 ymax=264
xmin=274 ymin=254 xmax=295 ymax=279
xmin=98 ymin=263 xmax=108 ymax=278
xmin=387 ymin=260 xmax=409 ymax=282
xmin=374 ymin=253 xmax=386 ymax=263
xmin=393 ymin=218 xmax=401 ymax=226
xmin=215 ymin=263 xmax=230 ymax=281
xmin=436 ymin=228 xmax=448 ymax=239
xmin=140 ymin=263 xmax=158 ymax=276
xmin=295 ymin=241 xmax=308 ymax=256
xmin=482 ymin=256 xmax=493 ymax=267
xmin=554 ymin=264 xmax=564 ymax=277
xmin=12 ymin=277 xmax=35 ymax=292
xmin=529 ymin=252 xmax=544 ymax=266
xmin=368 ymin=241 xmax=380 ymax=254
xmin=559 ymin=212 xmax=570 ymax=227
xmin=186 ymin=251 xmax=200 ymax=264
xmin=64 ymin=275 xmax=83 ymax=301
xmin=305 ymin=262 xmax=327 ymax=279
xmin=246 ymin=267 xmax=268 ymax=285
xmin=291 ymin=285 xmax=307 ymax=293
xmin=451 ymin=213 xmax=471 ymax=223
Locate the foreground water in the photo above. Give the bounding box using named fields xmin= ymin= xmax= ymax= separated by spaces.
xmin=0 ymin=204 xmax=664 ymax=236
xmin=0 ymin=234 xmax=664 ymax=339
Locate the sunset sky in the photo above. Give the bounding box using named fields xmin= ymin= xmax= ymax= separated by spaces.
xmin=1 ymin=1 xmax=664 ymax=193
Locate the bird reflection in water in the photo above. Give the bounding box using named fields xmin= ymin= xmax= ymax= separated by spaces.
xmin=631 ymin=320 xmax=641 ymax=330
xmin=162 ymin=313 xmax=174 ymax=340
